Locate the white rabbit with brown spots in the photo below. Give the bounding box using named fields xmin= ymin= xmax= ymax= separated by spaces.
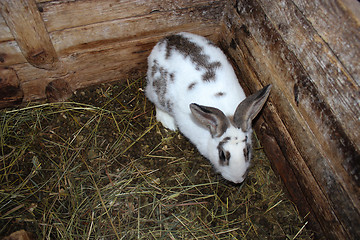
xmin=146 ymin=32 xmax=271 ymax=183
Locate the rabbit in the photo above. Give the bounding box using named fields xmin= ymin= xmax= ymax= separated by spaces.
xmin=145 ymin=32 xmax=271 ymax=183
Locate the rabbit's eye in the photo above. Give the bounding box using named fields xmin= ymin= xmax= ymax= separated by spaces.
xmin=220 ymin=150 xmax=225 ymax=161
xmin=219 ymin=149 xmax=230 ymax=166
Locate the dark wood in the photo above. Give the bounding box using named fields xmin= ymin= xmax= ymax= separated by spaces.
xmin=0 ymin=67 xmax=23 ymax=108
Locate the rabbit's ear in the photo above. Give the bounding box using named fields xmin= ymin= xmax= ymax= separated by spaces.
xmin=190 ymin=103 xmax=229 ymax=137
xmin=234 ymin=85 xmax=272 ymax=131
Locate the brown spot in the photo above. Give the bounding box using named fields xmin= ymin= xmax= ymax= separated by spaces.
xmin=149 ymin=59 xmax=173 ymax=113
xmin=0 ymin=53 xmax=6 ymax=63
xmin=188 ymin=82 xmax=197 ymax=90
xmin=151 ymin=60 xmax=159 ymax=78
xmin=202 ymin=61 xmax=221 ymax=81
xmin=243 ymin=136 xmax=251 ymax=162
xmin=215 ymin=92 xmax=225 ymax=97
xmin=166 ymin=100 xmax=174 ymax=113
xmin=169 ymin=73 xmax=175 ymax=82
xmin=163 ymin=34 xmax=222 ymax=82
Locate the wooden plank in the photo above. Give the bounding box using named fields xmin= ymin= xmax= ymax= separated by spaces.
xmin=16 ymin=25 xmax=219 ymax=101
xmin=49 ymin=3 xmax=223 ymax=56
xmin=220 ymin=23 xmax=342 ymax=239
xmin=0 ymin=1 xmax=223 ymax=66
xmin=0 ymin=41 xmax=26 ymax=66
xmin=252 ymin=0 xmax=360 ymax=215
xmin=0 ymin=13 xmax=13 ymax=42
xmin=1 ymin=0 xmax=223 ymax=103
xmin=256 ymin=0 xmax=360 ymax=158
xmin=240 ymin=0 xmax=360 ymax=191
xmin=256 ymin=107 xmax=334 ymax=239
xmin=222 ymin=1 xmax=360 ymax=239
xmin=38 ymin=0 xmax=223 ymax=32
xmin=293 ymin=0 xmax=360 ymax=83
xmin=254 ymin=116 xmax=324 ymax=237
xmin=0 ymin=0 xmax=59 ymax=69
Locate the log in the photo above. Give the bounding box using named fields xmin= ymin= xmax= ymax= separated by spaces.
xmin=1 ymin=0 xmax=59 ymax=69
xmin=37 ymin=0 xmax=223 ymax=32
xmin=0 ymin=41 xmax=26 ymax=66
xmin=0 ymin=0 xmax=224 ymax=67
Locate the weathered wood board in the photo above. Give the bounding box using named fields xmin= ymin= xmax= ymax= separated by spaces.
xmin=0 ymin=0 xmax=224 ymax=102
xmin=220 ymin=0 xmax=359 ymax=239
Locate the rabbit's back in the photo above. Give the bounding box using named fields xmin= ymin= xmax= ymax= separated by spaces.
xmin=146 ymin=32 xmax=245 ymax=117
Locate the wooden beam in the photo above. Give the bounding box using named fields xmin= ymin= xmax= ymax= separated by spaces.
xmin=37 ymin=0 xmax=223 ymax=32
xmin=1 ymin=0 xmax=59 ymax=69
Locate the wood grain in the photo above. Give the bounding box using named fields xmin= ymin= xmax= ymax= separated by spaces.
xmin=16 ymin=25 xmax=219 ymax=101
xmin=0 ymin=41 xmax=26 ymax=66
xmin=293 ymin=0 xmax=360 ymax=83
xmin=222 ymin=0 xmax=360 ymax=239
xmin=0 ymin=0 xmax=223 ymax=102
xmin=0 ymin=1 xmax=224 ymax=66
xmin=0 ymin=13 xmax=13 ymax=42
xmin=220 ymin=23 xmax=345 ymax=239
xmin=0 ymin=0 xmax=59 ymax=69
xmin=49 ymin=4 xmax=223 ymax=56
xmin=38 ymin=0 xmax=223 ymax=32
xmin=256 ymin=0 xmax=360 ymax=174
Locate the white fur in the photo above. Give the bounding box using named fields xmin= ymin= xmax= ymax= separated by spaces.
xmin=146 ymin=32 xmax=250 ymax=183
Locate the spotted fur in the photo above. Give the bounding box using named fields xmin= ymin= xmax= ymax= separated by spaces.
xmin=162 ymin=34 xmax=222 ymax=82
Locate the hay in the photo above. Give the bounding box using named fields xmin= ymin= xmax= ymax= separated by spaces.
xmin=0 ymin=77 xmax=314 ymax=239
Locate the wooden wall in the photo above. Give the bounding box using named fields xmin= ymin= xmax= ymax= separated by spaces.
xmin=220 ymin=0 xmax=359 ymax=239
xmin=0 ymin=0 xmax=224 ymax=107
